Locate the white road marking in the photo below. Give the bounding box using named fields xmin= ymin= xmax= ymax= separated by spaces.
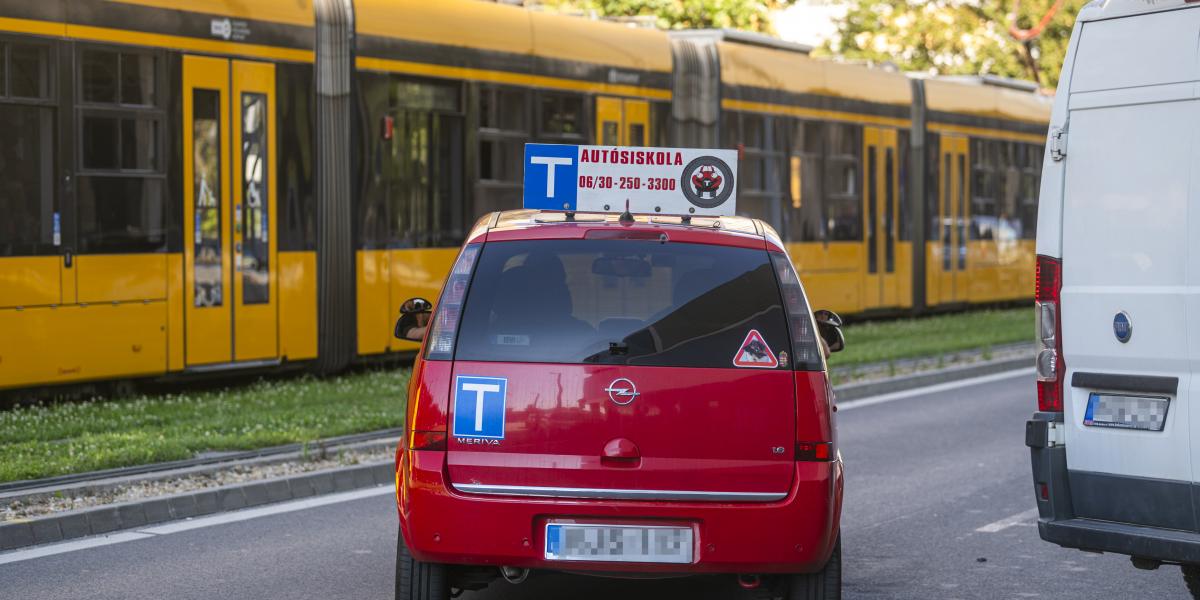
xmin=976 ymin=508 xmax=1040 ymax=533
xmin=837 ymin=368 xmax=1034 ymax=412
xmin=0 ymin=485 xmax=394 ymax=566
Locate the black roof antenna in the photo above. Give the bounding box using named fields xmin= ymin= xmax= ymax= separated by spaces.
xmin=618 ymin=199 xmax=635 ymax=225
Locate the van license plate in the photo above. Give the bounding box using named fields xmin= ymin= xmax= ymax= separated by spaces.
xmin=544 ymin=524 xmax=693 ymax=564
xmin=1083 ymin=393 xmax=1170 ymax=432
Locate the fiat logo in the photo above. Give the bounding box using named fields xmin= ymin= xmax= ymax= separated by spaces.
xmin=604 ymin=378 xmax=640 ymax=406
xmin=1114 ymin=311 xmax=1132 ymax=344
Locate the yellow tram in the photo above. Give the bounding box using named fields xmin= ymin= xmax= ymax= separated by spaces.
xmin=0 ymin=0 xmax=1050 ymax=391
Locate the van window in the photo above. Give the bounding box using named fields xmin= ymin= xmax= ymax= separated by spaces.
xmin=455 ymin=239 xmax=792 ymax=369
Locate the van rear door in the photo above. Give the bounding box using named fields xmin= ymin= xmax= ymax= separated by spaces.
xmin=444 ymin=236 xmax=802 ymax=501
xmin=1059 ymin=10 xmax=1200 ymax=531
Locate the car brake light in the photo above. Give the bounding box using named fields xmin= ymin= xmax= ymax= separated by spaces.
xmin=425 ymin=245 xmax=480 ymax=360
xmin=1035 ymin=255 xmax=1063 ymax=412
xmin=769 ymin=252 xmax=823 ymax=370
xmin=795 ymin=441 xmax=832 ymax=462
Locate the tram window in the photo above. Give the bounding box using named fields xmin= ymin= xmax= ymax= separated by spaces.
xmin=120 ymin=53 xmax=156 ymax=106
xmin=10 ymin=44 xmax=48 ymax=99
xmin=1019 ymin=143 xmax=1041 ymax=240
xmin=0 ymin=43 xmax=6 ymax=97
xmin=277 ymin=62 xmax=316 ymax=252
xmin=82 ymin=50 xmax=119 ymax=103
xmin=479 ymin=139 xmax=523 ymax=182
xmin=241 ymin=93 xmax=269 ymax=304
xmin=77 ymin=177 xmax=165 ymax=253
xmin=926 ymin=133 xmax=940 ymax=245
xmin=998 ymin=142 xmax=1022 ymax=242
xmin=477 ymin=85 xmax=530 ymax=218
xmin=539 ymin=93 xmax=585 ymax=140
xmin=191 ymin=88 xmax=222 ymax=301
xmin=480 ymin=87 xmax=528 ymax=132
xmin=897 ymin=130 xmax=911 ymax=241
xmin=970 ymin=139 xmax=996 ymax=241
xmin=787 ymin=120 xmax=825 ymax=243
xmin=82 ymin=115 xmax=159 ymax=171
xmin=0 ymin=105 xmax=54 ymax=256
xmin=824 ymin=123 xmax=862 ymax=242
xmin=391 ymin=79 xmax=459 ymax=112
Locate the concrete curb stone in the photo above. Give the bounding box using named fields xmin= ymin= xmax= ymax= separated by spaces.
xmin=0 ymin=461 xmax=392 ymax=553
xmin=834 ymin=355 xmax=1030 ymax=403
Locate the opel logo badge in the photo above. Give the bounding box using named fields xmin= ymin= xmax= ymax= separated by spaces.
xmin=1114 ymin=311 xmax=1132 ymax=344
xmin=605 ymin=378 xmax=640 ymax=406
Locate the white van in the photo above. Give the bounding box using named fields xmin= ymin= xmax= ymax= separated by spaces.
xmin=1030 ymin=1 xmax=1200 ymax=593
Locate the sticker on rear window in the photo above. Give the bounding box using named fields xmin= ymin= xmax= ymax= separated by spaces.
xmin=453 ymin=376 xmax=508 ymax=440
xmin=733 ymin=330 xmax=779 ymax=369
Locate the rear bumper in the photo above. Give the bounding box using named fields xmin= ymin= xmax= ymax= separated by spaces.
xmin=1028 ymin=414 xmax=1200 ymax=564
xmin=396 ymin=449 xmax=843 ymax=574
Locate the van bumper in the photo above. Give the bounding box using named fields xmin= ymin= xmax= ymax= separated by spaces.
xmin=1028 ymin=413 xmax=1200 ymax=564
xmin=396 ymin=449 xmax=843 ymax=574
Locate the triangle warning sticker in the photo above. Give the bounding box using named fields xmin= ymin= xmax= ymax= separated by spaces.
xmin=732 ymin=329 xmax=779 ymax=369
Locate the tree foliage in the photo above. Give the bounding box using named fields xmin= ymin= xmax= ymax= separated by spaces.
xmin=823 ymin=0 xmax=1086 ymax=89
xmin=536 ymin=0 xmax=800 ymax=33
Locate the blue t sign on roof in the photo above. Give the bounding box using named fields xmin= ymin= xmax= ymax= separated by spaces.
xmin=523 ymin=143 xmax=579 ymax=211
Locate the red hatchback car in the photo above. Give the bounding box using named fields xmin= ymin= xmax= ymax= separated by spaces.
xmin=393 ymin=210 xmax=845 ymax=600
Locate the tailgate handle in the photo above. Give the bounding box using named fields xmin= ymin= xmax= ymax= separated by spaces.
xmin=601 ymin=438 xmax=640 ymax=467
xmin=1070 ymin=372 xmax=1178 ymax=396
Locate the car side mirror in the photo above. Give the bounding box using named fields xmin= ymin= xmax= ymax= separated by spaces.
xmin=395 ymin=297 xmax=433 ymax=342
xmin=813 ymin=309 xmax=845 ymax=354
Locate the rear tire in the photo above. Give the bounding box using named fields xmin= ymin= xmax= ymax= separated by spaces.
xmin=1183 ymin=564 xmax=1200 ymax=598
xmin=785 ymin=535 xmax=841 ymax=600
xmin=396 ymin=534 xmax=450 ymax=600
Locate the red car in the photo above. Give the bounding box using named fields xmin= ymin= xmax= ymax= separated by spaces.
xmin=393 ymin=210 xmax=845 ymax=600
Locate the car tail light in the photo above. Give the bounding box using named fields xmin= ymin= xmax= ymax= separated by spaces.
xmin=425 ymin=244 xmax=480 ymax=360
xmin=769 ymin=252 xmax=823 ymax=370
xmin=795 ymin=441 xmax=832 ymax=462
xmin=1035 ymin=255 xmax=1063 ymax=412
xmin=409 ymin=431 xmax=447 ymax=451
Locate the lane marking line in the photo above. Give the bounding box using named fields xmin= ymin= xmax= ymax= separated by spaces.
xmin=837 ymin=368 xmax=1034 ymax=412
xmin=0 ymin=485 xmax=394 ymax=566
xmin=976 ymin=508 xmax=1040 ymax=533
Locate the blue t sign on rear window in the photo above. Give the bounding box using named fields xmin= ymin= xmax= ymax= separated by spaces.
xmin=453 ymin=376 xmax=508 ymax=440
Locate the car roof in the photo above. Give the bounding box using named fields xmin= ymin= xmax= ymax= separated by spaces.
xmin=1077 ymin=0 xmax=1200 ymax=22
xmin=465 ymin=209 xmax=786 ymax=253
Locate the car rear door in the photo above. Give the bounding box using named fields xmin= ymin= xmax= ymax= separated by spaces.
xmin=1059 ymin=10 xmax=1200 ymax=531
xmin=444 ymin=236 xmax=799 ymax=501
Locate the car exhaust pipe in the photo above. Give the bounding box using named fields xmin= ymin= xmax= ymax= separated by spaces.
xmin=737 ymin=574 xmax=761 ymax=589
xmin=500 ymin=566 xmax=529 ymax=584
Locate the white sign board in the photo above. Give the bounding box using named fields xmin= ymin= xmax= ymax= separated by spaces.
xmin=523 ymin=144 xmax=738 ymax=217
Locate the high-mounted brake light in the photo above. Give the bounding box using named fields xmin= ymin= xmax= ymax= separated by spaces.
xmin=425 ymin=245 xmax=480 ymax=360
xmin=1035 ymin=255 xmax=1063 ymax=412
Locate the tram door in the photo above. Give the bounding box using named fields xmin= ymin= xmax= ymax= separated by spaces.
xmin=596 ymin=97 xmax=650 ymax=146
xmin=182 ymin=56 xmax=278 ymax=366
xmin=934 ymin=135 xmax=970 ymax=305
xmin=862 ymin=127 xmax=900 ymax=310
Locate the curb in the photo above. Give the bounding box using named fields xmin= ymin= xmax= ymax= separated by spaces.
xmin=0 ymin=461 xmax=392 ymax=552
xmin=833 ymin=355 xmax=1031 ymax=402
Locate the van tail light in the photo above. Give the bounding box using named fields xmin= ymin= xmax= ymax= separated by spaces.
xmin=425 ymin=244 xmax=480 ymax=360
xmin=1035 ymin=255 xmax=1064 ymax=412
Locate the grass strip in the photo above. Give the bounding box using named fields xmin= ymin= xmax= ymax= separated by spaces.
xmin=0 ymin=370 xmax=409 ymax=484
xmin=829 ymin=307 xmax=1033 ymax=368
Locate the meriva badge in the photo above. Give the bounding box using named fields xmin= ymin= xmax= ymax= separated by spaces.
xmin=1113 ymin=311 xmax=1132 ymax=344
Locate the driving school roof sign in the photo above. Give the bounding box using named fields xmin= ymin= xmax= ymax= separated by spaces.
xmin=523 ymin=143 xmax=738 ymax=217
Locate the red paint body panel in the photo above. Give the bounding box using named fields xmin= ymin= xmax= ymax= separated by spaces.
xmin=399 ymin=449 xmax=842 ymax=574
xmin=396 ymin=213 xmax=841 ymax=575
xmin=446 ymin=362 xmax=795 ymax=494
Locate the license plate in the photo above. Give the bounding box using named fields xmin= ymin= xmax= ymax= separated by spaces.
xmin=544 ymin=523 xmax=694 ymax=564
xmin=1084 ymin=393 xmax=1170 ymax=432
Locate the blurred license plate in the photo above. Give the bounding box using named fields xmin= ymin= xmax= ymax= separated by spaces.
xmin=1084 ymin=393 xmax=1170 ymax=432
xmin=544 ymin=524 xmax=693 ymax=564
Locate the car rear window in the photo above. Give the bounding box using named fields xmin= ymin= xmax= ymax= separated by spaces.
xmin=454 ymin=238 xmax=792 ymax=369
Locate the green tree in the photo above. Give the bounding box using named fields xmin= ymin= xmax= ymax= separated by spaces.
xmin=823 ymin=0 xmax=1085 ymax=89
xmin=536 ymin=0 xmax=800 ymax=34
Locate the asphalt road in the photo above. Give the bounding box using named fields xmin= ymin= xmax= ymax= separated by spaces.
xmin=1 ymin=370 xmax=1192 ymax=599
